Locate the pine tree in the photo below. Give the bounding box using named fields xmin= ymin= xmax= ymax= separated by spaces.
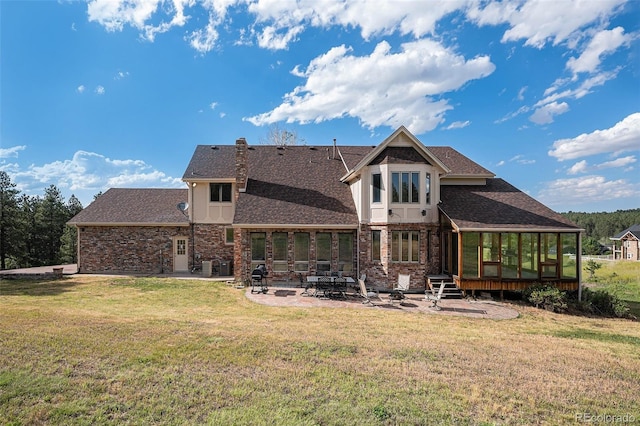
xmin=0 ymin=172 xmax=20 ymax=269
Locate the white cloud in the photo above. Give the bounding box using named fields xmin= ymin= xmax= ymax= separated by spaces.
xmin=444 ymin=120 xmax=471 ymax=130
xmin=517 ymin=86 xmax=527 ymax=101
xmin=468 ymin=0 xmax=626 ymax=48
xmin=245 ymin=39 xmax=495 ymax=133
xmin=567 ymin=160 xmax=588 ymax=175
xmin=209 ymin=102 xmax=218 ymax=109
xmin=77 ymin=85 xmax=86 ymax=94
xmin=114 ymin=71 xmax=130 ymax=80
xmin=529 ymin=101 xmax=569 ymax=125
xmin=596 ymin=155 xmax=636 ymax=170
xmin=496 ymin=160 xmax=505 ymax=167
xmin=509 ymin=154 xmax=536 ymax=165
xmin=0 ymin=145 xmax=26 ymax=158
xmin=95 ymin=85 xmax=106 ymax=95
xmin=549 ymin=113 xmax=640 ymax=160
xmin=537 ymin=175 xmax=640 ymax=208
xmin=566 ymin=27 xmax=630 ymax=74
xmin=10 ymin=150 xmax=183 ymax=206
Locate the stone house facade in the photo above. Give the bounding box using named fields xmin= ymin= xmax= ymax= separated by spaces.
xmin=70 ymin=126 xmax=582 ymax=293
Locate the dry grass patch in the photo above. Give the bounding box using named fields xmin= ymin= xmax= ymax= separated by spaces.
xmin=1 ymin=276 xmax=639 ymax=425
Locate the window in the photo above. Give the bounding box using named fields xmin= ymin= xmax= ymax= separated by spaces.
xmin=521 ymin=233 xmax=539 ymax=279
xmin=338 ymin=233 xmax=354 ymax=271
xmin=210 ymin=183 xmax=232 ymax=202
xmin=391 ymin=231 xmax=419 ymax=262
xmin=316 ymin=233 xmax=331 ymax=273
xmin=482 ymin=233 xmax=500 ymax=277
xmin=501 ymin=233 xmax=519 ymax=279
xmin=272 ymin=232 xmax=288 ymax=272
xmin=462 ymin=232 xmax=479 ymax=278
xmin=250 ymin=232 xmax=266 ymax=271
xmin=561 ymin=234 xmax=577 ymax=279
xmin=371 ymin=230 xmax=381 ymax=262
xmin=176 ymin=239 xmax=186 ymax=255
xmin=541 ymin=233 xmax=558 ymax=278
xmin=225 ymin=227 xmax=234 ymax=244
xmin=391 ymin=172 xmax=420 ymax=203
xmin=372 ymin=173 xmax=381 ymax=203
xmin=294 ymin=233 xmax=309 ymax=272
xmin=425 ymin=172 xmax=431 ymax=204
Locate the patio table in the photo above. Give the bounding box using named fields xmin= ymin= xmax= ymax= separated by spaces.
xmin=306 ymin=276 xmax=355 ymax=298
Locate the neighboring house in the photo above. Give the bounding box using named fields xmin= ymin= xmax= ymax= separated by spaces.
xmin=69 ymin=126 xmax=582 ymax=293
xmin=610 ymin=225 xmax=640 ymax=261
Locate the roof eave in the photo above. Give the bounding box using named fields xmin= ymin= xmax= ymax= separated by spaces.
xmin=70 ymin=222 xmax=190 ymax=227
xmin=232 ymin=223 xmax=358 ymax=229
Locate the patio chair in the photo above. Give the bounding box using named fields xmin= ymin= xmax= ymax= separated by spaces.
xmin=331 ymin=277 xmax=348 ymax=299
xmin=389 ymin=274 xmax=410 ymax=304
xmin=358 ymin=278 xmax=378 ymax=305
xmin=425 ymin=280 xmax=447 ymax=310
xmin=314 ymin=276 xmax=332 ymax=298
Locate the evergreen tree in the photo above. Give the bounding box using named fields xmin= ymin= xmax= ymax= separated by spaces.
xmin=0 ymin=171 xmax=20 ymax=269
xmin=35 ymin=185 xmax=67 ymax=265
xmin=60 ymin=195 xmax=83 ymax=264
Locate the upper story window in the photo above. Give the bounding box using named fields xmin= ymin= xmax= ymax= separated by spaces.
xmin=391 ymin=172 xmax=419 ymax=204
xmin=210 ymin=183 xmax=232 ymax=202
xmin=372 ymin=173 xmax=381 ymax=203
xmin=425 ymin=172 xmax=431 ymax=205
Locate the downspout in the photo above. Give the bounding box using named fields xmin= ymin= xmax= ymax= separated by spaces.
xmin=578 ymin=232 xmax=582 ymax=302
xmin=191 ymin=182 xmax=196 ymax=271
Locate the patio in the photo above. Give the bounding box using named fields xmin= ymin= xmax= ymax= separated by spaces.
xmin=245 ymin=284 xmax=520 ymax=320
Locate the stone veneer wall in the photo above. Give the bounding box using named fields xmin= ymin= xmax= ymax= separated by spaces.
xmin=192 ymin=223 xmax=235 ymax=273
xmin=233 ymin=228 xmax=358 ymax=284
xmin=232 ymin=224 xmax=441 ymax=290
xmin=77 ymin=226 xmax=189 ymax=274
xmin=358 ymin=223 xmax=441 ymax=290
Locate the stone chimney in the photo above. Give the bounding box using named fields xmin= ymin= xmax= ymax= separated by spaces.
xmin=235 ymin=138 xmax=248 ymax=196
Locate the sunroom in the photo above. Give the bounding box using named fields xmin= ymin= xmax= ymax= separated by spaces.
xmin=438 ymin=178 xmax=583 ymax=295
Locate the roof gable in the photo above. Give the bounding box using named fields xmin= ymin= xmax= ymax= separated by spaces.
xmin=611 ymin=224 xmax=640 ymax=240
xmin=341 ymin=126 xmax=450 ymax=182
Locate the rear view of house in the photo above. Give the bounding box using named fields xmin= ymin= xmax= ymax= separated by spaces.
xmin=69 ymin=126 xmax=582 ymax=294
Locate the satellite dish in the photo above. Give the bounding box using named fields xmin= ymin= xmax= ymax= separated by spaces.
xmin=177 ymin=202 xmax=189 ymax=213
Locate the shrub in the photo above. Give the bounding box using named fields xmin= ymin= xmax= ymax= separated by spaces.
xmin=580 ymin=288 xmax=629 ymax=318
xmin=523 ymin=284 xmax=568 ymax=313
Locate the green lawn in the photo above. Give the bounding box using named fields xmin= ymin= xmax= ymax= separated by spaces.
xmin=1 ymin=275 xmax=639 ymax=425
xmin=584 ymin=260 xmax=640 ymax=317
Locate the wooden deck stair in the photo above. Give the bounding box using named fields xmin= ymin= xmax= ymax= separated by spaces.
xmin=428 ymin=280 xmax=464 ymax=299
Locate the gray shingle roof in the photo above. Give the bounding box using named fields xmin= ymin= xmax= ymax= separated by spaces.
xmin=440 ymin=178 xmax=580 ymax=231
xmin=68 ymin=188 xmax=188 ymax=225
xmin=183 ymin=145 xmax=236 ymax=180
xmin=428 ymin=147 xmax=494 ymax=177
xmin=233 ymin=146 xmax=358 ymax=226
xmin=612 ymin=224 xmax=640 ymax=240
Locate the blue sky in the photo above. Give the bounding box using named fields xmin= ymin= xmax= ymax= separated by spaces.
xmin=1 ymin=0 xmax=639 ymax=212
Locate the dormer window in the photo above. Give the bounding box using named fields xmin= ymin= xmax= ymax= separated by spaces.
xmin=391 ymin=172 xmax=419 ymax=203
xmin=210 ymin=183 xmax=232 ymax=202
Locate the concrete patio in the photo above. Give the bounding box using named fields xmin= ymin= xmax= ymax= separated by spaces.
xmin=245 ymin=285 xmax=520 ymax=320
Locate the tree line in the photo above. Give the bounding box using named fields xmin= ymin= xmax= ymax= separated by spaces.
xmin=561 ymin=208 xmax=640 ymax=255
xmin=0 ymin=171 xmax=84 ymax=270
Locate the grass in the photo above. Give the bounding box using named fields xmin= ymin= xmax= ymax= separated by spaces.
xmin=584 ymin=260 xmax=640 ymax=317
xmin=1 ymin=275 xmax=639 ymax=425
